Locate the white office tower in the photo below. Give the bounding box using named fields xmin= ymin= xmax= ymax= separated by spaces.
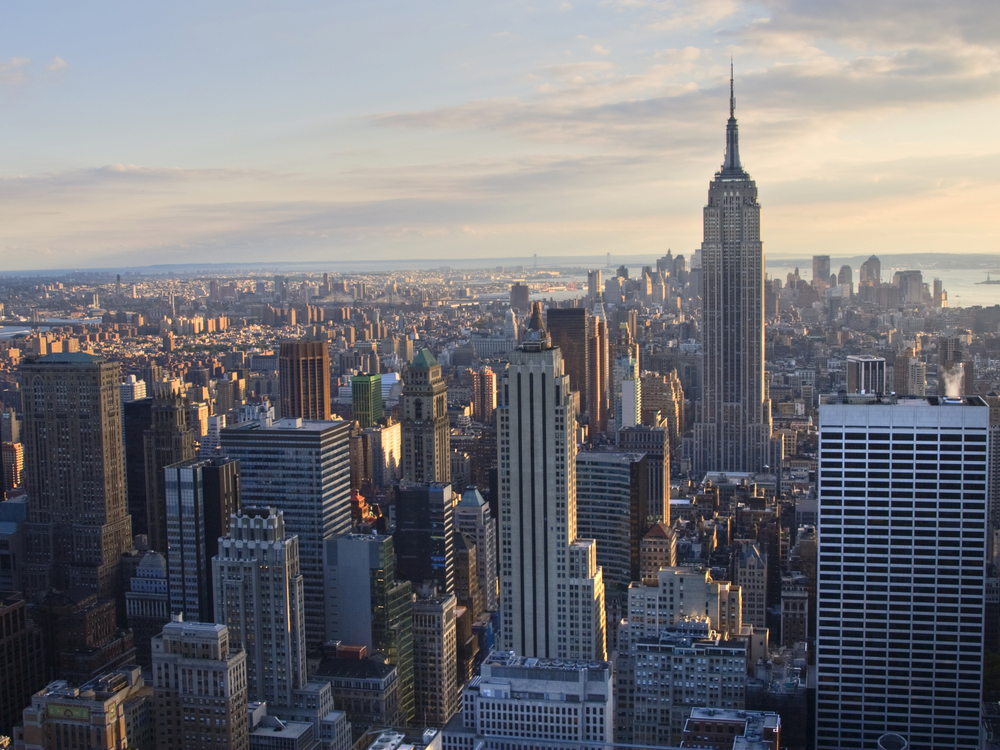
xmin=214 ymin=508 xmax=306 ymax=708
xmin=498 ymin=303 xmax=606 ymax=661
xmin=816 ymin=395 xmax=989 ymax=750
xmin=442 ymin=651 xmax=613 ymax=749
xmin=120 ymin=374 xmax=147 ymax=403
xmin=199 ymin=414 xmax=226 ymax=456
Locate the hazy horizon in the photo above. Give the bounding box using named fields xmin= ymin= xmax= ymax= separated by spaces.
xmin=2 ymin=1 xmax=999 ymax=270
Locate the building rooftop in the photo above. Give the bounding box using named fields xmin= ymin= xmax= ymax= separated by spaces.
xmin=482 ymin=650 xmax=609 ymax=672
xmin=457 ymin=486 xmax=487 ymax=508
xmin=226 ymin=417 xmax=347 ymax=432
xmin=33 ymin=352 xmax=104 ymax=364
xmin=576 ymin=450 xmax=647 ymax=465
xmin=411 ymin=348 xmax=438 ymax=368
xmin=314 ymin=655 xmax=397 ymax=681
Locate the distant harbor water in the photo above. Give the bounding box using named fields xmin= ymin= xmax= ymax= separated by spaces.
xmin=524 ymin=265 xmax=1000 ymax=308
xmin=766 ymin=265 xmax=999 ymax=309
xmin=0 ymin=318 xmax=102 ymax=339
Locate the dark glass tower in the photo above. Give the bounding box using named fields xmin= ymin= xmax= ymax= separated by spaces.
xmin=144 ymin=385 xmax=196 ymax=555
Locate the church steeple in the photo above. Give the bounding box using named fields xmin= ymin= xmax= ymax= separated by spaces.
xmin=721 ymin=61 xmax=745 ymax=177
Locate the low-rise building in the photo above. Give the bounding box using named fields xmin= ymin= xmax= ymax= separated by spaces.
xmin=682 ymin=707 xmax=781 ymax=750
xmin=313 ymin=655 xmax=407 ymax=735
xmin=631 ymin=620 xmax=748 ymax=748
xmin=14 ymin=667 xmax=151 ymax=750
xmin=442 ymin=651 xmax=613 ymax=750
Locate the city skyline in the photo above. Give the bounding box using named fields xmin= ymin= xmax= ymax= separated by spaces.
xmin=2 ymin=2 xmax=999 ymax=269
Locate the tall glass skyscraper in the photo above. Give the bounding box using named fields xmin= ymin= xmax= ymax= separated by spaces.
xmin=692 ymin=71 xmax=775 ymax=476
xmin=221 ymin=417 xmax=351 ymax=651
xmin=816 ymin=395 xmax=988 ymax=749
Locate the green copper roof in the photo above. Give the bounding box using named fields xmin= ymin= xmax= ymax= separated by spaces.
xmin=35 ymin=352 xmax=103 ymax=363
xmin=458 ymin=486 xmax=487 ymax=507
xmin=412 ymin=348 xmax=438 ymax=368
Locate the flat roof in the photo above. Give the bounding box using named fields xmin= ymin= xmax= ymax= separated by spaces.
xmin=33 ymin=352 xmax=103 ymax=364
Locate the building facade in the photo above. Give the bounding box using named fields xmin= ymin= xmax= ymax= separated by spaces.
xmin=411 ymin=592 xmax=458 ymax=728
xmin=631 ymin=620 xmax=748 ymax=748
xmin=165 ymin=456 xmax=241 ymax=623
xmin=221 ymin=418 xmax=351 ymax=652
xmin=152 ymin=618 xmax=249 ymax=750
xmin=401 ymin=349 xmax=451 ymax=484
xmin=20 ymin=354 xmax=133 ymax=601
xmin=15 ymin=668 xmax=150 ymax=750
xmin=213 ymin=508 xmax=306 ymax=708
xmin=144 ymin=384 xmax=197 ymax=555
xmin=453 ymin=487 xmax=498 ymax=612
xmin=322 ymin=534 xmax=414 ymax=721
xmin=394 ymin=483 xmax=455 ymax=594
xmin=0 ymin=592 xmax=46 ymax=739
xmin=815 ymin=396 xmax=989 ymax=750
xmin=279 ymin=340 xmax=332 ymax=421
xmin=498 ymin=304 xmax=606 ymax=661
xmin=692 ymin=74 xmax=775 ymax=475
xmin=575 ymin=450 xmax=650 ymax=590
xmin=350 ymin=373 xmax=383 ymax=429
xmin=444 ymin=651 xmax=613 ymax=749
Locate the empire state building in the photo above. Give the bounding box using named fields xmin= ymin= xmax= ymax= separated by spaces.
xmin=692 ymin=71 xmax=776 ymax=475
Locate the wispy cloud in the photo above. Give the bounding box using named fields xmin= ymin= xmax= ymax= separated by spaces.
xmin=0 ymin=57 xmax=31 ymax=85
xmin=46 ymin=56 xmax=68 ymax=72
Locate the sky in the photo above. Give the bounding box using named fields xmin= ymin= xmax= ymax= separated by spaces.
xmin=1 ymin=0 xmax=998 ymax=271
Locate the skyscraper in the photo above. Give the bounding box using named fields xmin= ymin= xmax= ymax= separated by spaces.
xmin=122 ymin=398 xmax=153 ymax=536
xmin=401 ymin=349 xmax=450 ymax=484
xmin=0 ymin=592 xmax=46 ymax=738
xmin=812 ymin=255 xmax=831 ymax=290
xmin=213 ymin=508 xmax=305 ymax=708
xmin=575 ymin=450 xmax=650 ymax=590
xmin=509 ymin=283 xmax=530 ymax=313
xmin=164 ymin=456 xmax=241 ymax=622
xmin=692 ymin=71 xmax=775 ymax=476
xmin=498 ymin=303 xmax=606 ymax=660
xmin=322 ymin=533 xmax=414 ymax=721
xmin=394 ymin=482 xmax=455 ymax=594
xmin=846 ymin=355 xmax=886 ymax=395
xmin=144 ymin=383 xmax=196 ymax=555
xmin=546 ymin=307 xmax=589 ymax=412
xmin=351 ymin=373 xmax=383 ymax=428
xmin=611 ymin=324 xmax=640 ymax=436
xmin=815 ymin=395 xmax=988 ymax=750
xmin=453 ymin=487 xmax=498 ymax=612
xmin=152 ymin=617 xmax=249 ymax=750
xmin=19 ymin=354 xmax=133 ymax=601
xmin=279 ymin=340 xmax=332 ymax=420
xmin=411 ymin=590 xmax=458 ymax=727
xmin=221 ymin=418 xmax=352 ymax=651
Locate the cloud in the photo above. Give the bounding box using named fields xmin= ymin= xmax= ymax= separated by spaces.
xmin=0 ymin=57 xmax=30 ymax=85
xmin=46 ymin=57 xmax=69 ymax=72
xmin=592 ymin=43 xmax=611 ymax=55
xmin=750 ymin=0 xmax=1000 ymax=48
xmin=602 ymin=0 xmax=740 ymax=31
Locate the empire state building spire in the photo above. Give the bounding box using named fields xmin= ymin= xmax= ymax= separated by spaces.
xmin=692 ymin=67 xmax=777 ymax=476
xmin=722 ymin=61 xmax=744 ymax=176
